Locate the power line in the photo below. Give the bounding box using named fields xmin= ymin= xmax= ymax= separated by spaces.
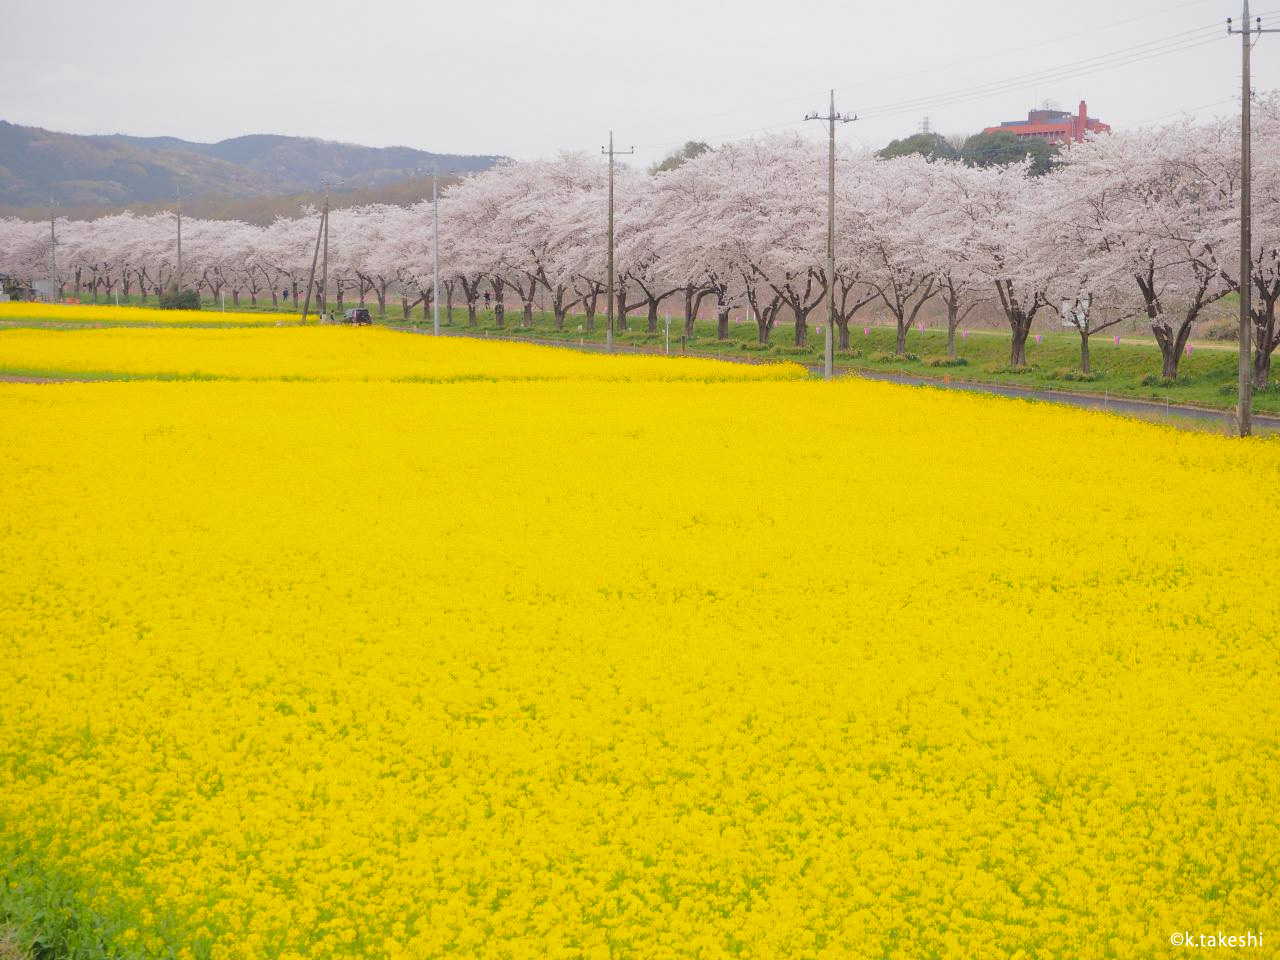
xmin=1110 ymin=96 xmax=1238 ymax=129
xmin=609 ymin=0 xmax=1222 ymax=148
xmin=516 ymin=7 xmax=1280 ymax=163
xmin=837 ymin=0 xmax=1217 ymax=97
xmin=520 ymin=4 xmax=1242 ymax=157
xmin=635 ymin=24 xmax=1238 ymax=157
xmin=856 ymin=30 xmax=1226 ymax=121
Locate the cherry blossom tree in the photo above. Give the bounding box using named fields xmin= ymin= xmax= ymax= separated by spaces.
xmin=1060 ymin=120 xmax=1237 ymax=379
xmin=853 ymin=155 xmax=940 ymax=356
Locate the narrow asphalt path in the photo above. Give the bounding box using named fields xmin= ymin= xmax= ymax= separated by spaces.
xmin=394 ymin=324 xmax=1280 ymax=435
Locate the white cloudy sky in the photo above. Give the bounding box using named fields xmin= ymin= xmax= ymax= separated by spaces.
xmin=2 ymin=0 xmax=1276 ymax=169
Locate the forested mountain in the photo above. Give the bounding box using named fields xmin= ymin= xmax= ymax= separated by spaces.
xmin=0 ymin=120 xmax=500 ymax=212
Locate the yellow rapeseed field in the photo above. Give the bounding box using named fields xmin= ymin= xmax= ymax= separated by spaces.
xmin=0 ymin=302 xmax=293 ymax=326
xmin=0 ymin=330 xmax=1277 ymax=960
xmin=0 ymin=327 xmax=804 ymax=382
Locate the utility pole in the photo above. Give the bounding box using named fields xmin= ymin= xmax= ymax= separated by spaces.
xmin=300 ymin=197 xmax=327 ymax=324
xmin=601 ymin=131 xmax=634 ymax=354
xmin=175 ymin=185 xmax=183 ymax=292
xmin=1228 ymin=2 xmax=1277 ymax=437
xmin=806 ymin=90 xmax=855 ymax=380
xmin=48 ymin=196 xmax=58 ymax=299
xmin=321 ymin=180 xmax=331 ymax=320
xmin=433 ymin=165 xmax=442 ymax=335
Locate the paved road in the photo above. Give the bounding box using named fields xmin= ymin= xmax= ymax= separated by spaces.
xmin=395 ymin=325 xmax=1280 ymax=435
xmin=847 ymin=367 xmax=1280 ymax=435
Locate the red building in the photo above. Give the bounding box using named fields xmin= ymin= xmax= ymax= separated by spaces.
xmin=982 ymin=100 xmax=1110 ymax=144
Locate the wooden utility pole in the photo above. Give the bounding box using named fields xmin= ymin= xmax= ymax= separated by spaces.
xmin=321 ymin=181 xmax=331 ymax=319
xmin=48 ymin=196 xmax=57 ymax=297
xmin=1228 ymin=1 xmax=1277 ymax=436
xmin=806 ymin=91 xmax=855 ymax=380
xmin=175 ymin=185 xmax=183 ymax=292
xmin=602 ymin=131 xmax=634 ymax=354
xmin=300 ymin=201 xmax=327 ymax=324
xmin=433 ymin=165 xmax=442 ymax=335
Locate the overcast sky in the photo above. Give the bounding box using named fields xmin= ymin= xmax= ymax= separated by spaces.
xmin=3 ymin=0 xmax=1277 ymax=170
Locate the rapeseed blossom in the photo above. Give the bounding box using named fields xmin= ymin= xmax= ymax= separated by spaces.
xmin=0 ymin=327 xmax=804 ymax=382
xmin=0 ymin=335 xmax=1276 ymax=959
xmin=0 ymin=302 xmax=293 ymax=325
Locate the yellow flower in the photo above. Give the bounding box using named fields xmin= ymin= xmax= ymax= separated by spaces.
xmin=0 ymin=329 xmax=1275 ymax=958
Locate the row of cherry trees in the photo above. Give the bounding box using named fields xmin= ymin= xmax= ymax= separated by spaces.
xmin=4 ymin=99 xmax=1280 ymax=383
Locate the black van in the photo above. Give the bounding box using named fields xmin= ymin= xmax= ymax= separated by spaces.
xmin=342 ymin=308 xmax=373 ymax=326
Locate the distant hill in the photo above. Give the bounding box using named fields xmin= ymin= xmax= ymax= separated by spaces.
xmin=0 ymin=120 xmax=502 ymax=213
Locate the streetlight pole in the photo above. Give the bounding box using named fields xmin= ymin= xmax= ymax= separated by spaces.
xmin=602 ymin=131 xmax=634 ymax=354
xmin=433 ymin=165 xmax=441 ymax=335
xmin=805 ymin=90 xmax=855 ymax=381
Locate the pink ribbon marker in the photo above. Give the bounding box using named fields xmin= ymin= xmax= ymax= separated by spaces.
xmin=1114 ymin=335 xmax=1121 ymax=346
xmin=863 ymin=326 xmax=869 ymax=336
xmin=1035 ymin=334 xmax=1042 ymax=345
xmin=1185 ymin=345 xmax=1193 ymax=356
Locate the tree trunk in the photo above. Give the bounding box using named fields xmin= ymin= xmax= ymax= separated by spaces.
xmin=1010 ymin=325 xmax=1029 ymax=367
xmin=895 ymin=319 xmax=908 ymax=356
xmin=523 ymin=300 xmax=534 ymax=327
xmin=401 ymin=296 xmax=410 ymax=321
xmin=616 ymin=280 xmax=628 ymax=333
xmin=1152 ymin=319 xmax=1193 ymax=379
xmin=946 ymin=301 xmax=959 ymax=358
xmin=1080 ymin=333 xmax=1091 ymax=375
xmin=794 ymin=315 xmax=807 ymax=348
xmin=717 ymin=297 xmax=730 ymax=340
xmin=491 ymin=278 xmax=505 ymax=328
xmin=837 ymin=319 xmax=850 ymax=350
xmin=684 ymin=287 xmax=697 ymax=338
xmin=1254 ymin=303 xmax=1276 ymax=388
xmin=647 ymin=299 xmax=659 ymax=334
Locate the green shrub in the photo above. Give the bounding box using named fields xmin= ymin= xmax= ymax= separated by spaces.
xmin=158 ymin=288 xmax=201 ymax=310
xmin=773 ymin=345 xmax=813 ymax=356
xmin=1218 ymin=381 xmax=1269 ymax=395
xmin=872 ymin=351 xmax=919 ymax=363
xmin=1140 ymin=374 xmax=1189 ymax=388
xmin=1052 ymin=368 xmax=1099 ymax=382
xmin=923 ymin=355 xmax=968 ymax=368
xmin=835 ymin=349 xmax=863 ymax=361
xmin=739 ymin=341 xmax=771 ymax=351
xmin=985 ymin=364 xmax=1037 ymax=375
xmin=1202 ymin=320 xmax=1238 ymax=342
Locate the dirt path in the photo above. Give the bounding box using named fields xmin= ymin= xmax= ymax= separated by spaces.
xmin=0 ymin=374 xmax=78 ymax=384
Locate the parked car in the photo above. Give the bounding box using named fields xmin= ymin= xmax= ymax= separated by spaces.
xmin=342 ymin=308 xmax=373 ymax=326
